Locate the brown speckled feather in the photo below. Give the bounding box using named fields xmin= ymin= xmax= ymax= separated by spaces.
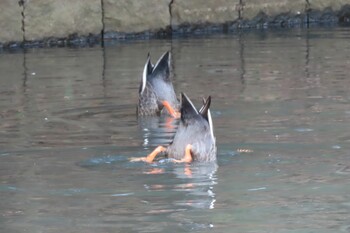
xmin=137 ymin=51 xmax=179 ymax=116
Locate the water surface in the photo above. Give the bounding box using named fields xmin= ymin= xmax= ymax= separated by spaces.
xmin=1 ymin=27 xmax=350 ymax=232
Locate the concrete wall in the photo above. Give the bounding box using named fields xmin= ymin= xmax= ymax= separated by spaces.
xmin=0 ymin=0 xmax=349 ymax=47
xmin=24 ymin=0 xmax=102 ymax=41
xmin=0 ymin=0 xmax=23 ymax=43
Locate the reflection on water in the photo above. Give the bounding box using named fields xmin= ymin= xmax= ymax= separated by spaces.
xmin=1 ymin=27 xmax=350 ymax=232
xmin=138 ymin=115 xmax=178 ymax=149
xmin=171 ymin=163 xmax=218 ymax=210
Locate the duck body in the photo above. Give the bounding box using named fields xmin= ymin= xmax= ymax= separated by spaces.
xmin=167 ymin=93 xmax=217 ymax=162
xmin=137 ymin=51 xmax=179 ymax=117
xmin=167 ymin=118 xmax=216 ymax=162
xmin=131 ymin=93 xmax=216 ymax=163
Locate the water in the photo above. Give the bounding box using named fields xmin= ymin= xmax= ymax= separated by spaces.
xmin=1 ymin=27 xmax=350 ymax=232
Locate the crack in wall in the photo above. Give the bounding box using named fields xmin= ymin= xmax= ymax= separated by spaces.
xmin=169 ymin=0 xmax=174 ymax=32
xmin=18 ymin=0 xmax=26 ymax=43
xmin=237 ymin=0 xmax=245 ymax=20
xmin=305 ymin=0 xmax=311 ymax=27
xmin=100 ymin=0 xmax=105 ymax=46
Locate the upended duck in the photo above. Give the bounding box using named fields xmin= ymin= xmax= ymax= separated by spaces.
xmin=137 ymin=51 xmax=180 ymax=118
xmin=131 ymin=93 xmax=217 ymax=163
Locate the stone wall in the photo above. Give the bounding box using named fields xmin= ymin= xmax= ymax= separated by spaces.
xmin=0 ymin=0 xmax=23 ymax=43
xmin=103 ymin=0 xmax=172 ymax=38
xmin=24 ymin=0 xmax=102 ymax=41
xmin=0 ymin=0 xmax=349 ymax=48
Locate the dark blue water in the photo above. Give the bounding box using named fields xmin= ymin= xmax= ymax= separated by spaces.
xmin=1 ymin=27 xmax=350 ymax=233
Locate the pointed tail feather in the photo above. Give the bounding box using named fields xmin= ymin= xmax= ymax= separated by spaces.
xmin=180 ymin=92 xmax=198 ymax=121
xmin=199 ymin=96 xmax=211 ymax=122
xmin=151 ymin=51 xmax=171 ymax=81
xmin=139 ymin=53 xmax=153 ymax=94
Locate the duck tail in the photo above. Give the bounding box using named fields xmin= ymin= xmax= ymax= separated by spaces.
xmin=151 ymin=51 xmax=171 ymax=82
xmin=139 ymin=53 xmax=153 ymax=94
xmin=180 ymin=92 xmax=198 ymax=121
xmin=199 ymin=96 xmax=211 ymax=121
xmin=199 ymin=96 xmax=215 ymax=141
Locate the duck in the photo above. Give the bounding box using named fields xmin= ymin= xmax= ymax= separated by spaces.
xmin=131 ymin=92 xmax=217 ymax=163
xmin=137 ymin=51 xmax=180 ymax=118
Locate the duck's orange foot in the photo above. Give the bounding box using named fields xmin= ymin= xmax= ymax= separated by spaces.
xmin=130 ymin=146 xmax=167 ymax=163
xmin=129 ymin=157 xmax=148 ymax=162
xmin=172 ymin=144 xmax=193 ymax=163
xmin=143 ymin=168 xmax=165 ymax=174
xmin=172 ymin=111 xmax=181 ymax=119
xmin=162 ymin=101 xmax=181 ymax=118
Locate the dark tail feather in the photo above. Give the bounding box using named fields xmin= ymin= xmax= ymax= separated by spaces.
xmin=181 ymin=92 xmax=198 ymax=121
xmin=146 ymin=53 xmax=153 ymax=75
xmin=151 ymin=51 xmax=170 ymax=81
xmin=199 ymin=97 xmax=207 ymax=113
xmin=199 ymin=96 xmax=211 ymax=122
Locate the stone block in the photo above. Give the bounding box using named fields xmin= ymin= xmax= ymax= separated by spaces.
xmin=242 ymin=0 xmax=306 ymax=19
xmin=171 ymin=0 xmax=239 ymax=26
xmin=24 ymin=0 xmax=102 ymax=41
xmin=0 ymin=0 xmax=23 ymax=43
xmin=103 ymin=0 xmax=172 ymax=33
xmin=308 ymin=0 xmax=350 ymax=11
